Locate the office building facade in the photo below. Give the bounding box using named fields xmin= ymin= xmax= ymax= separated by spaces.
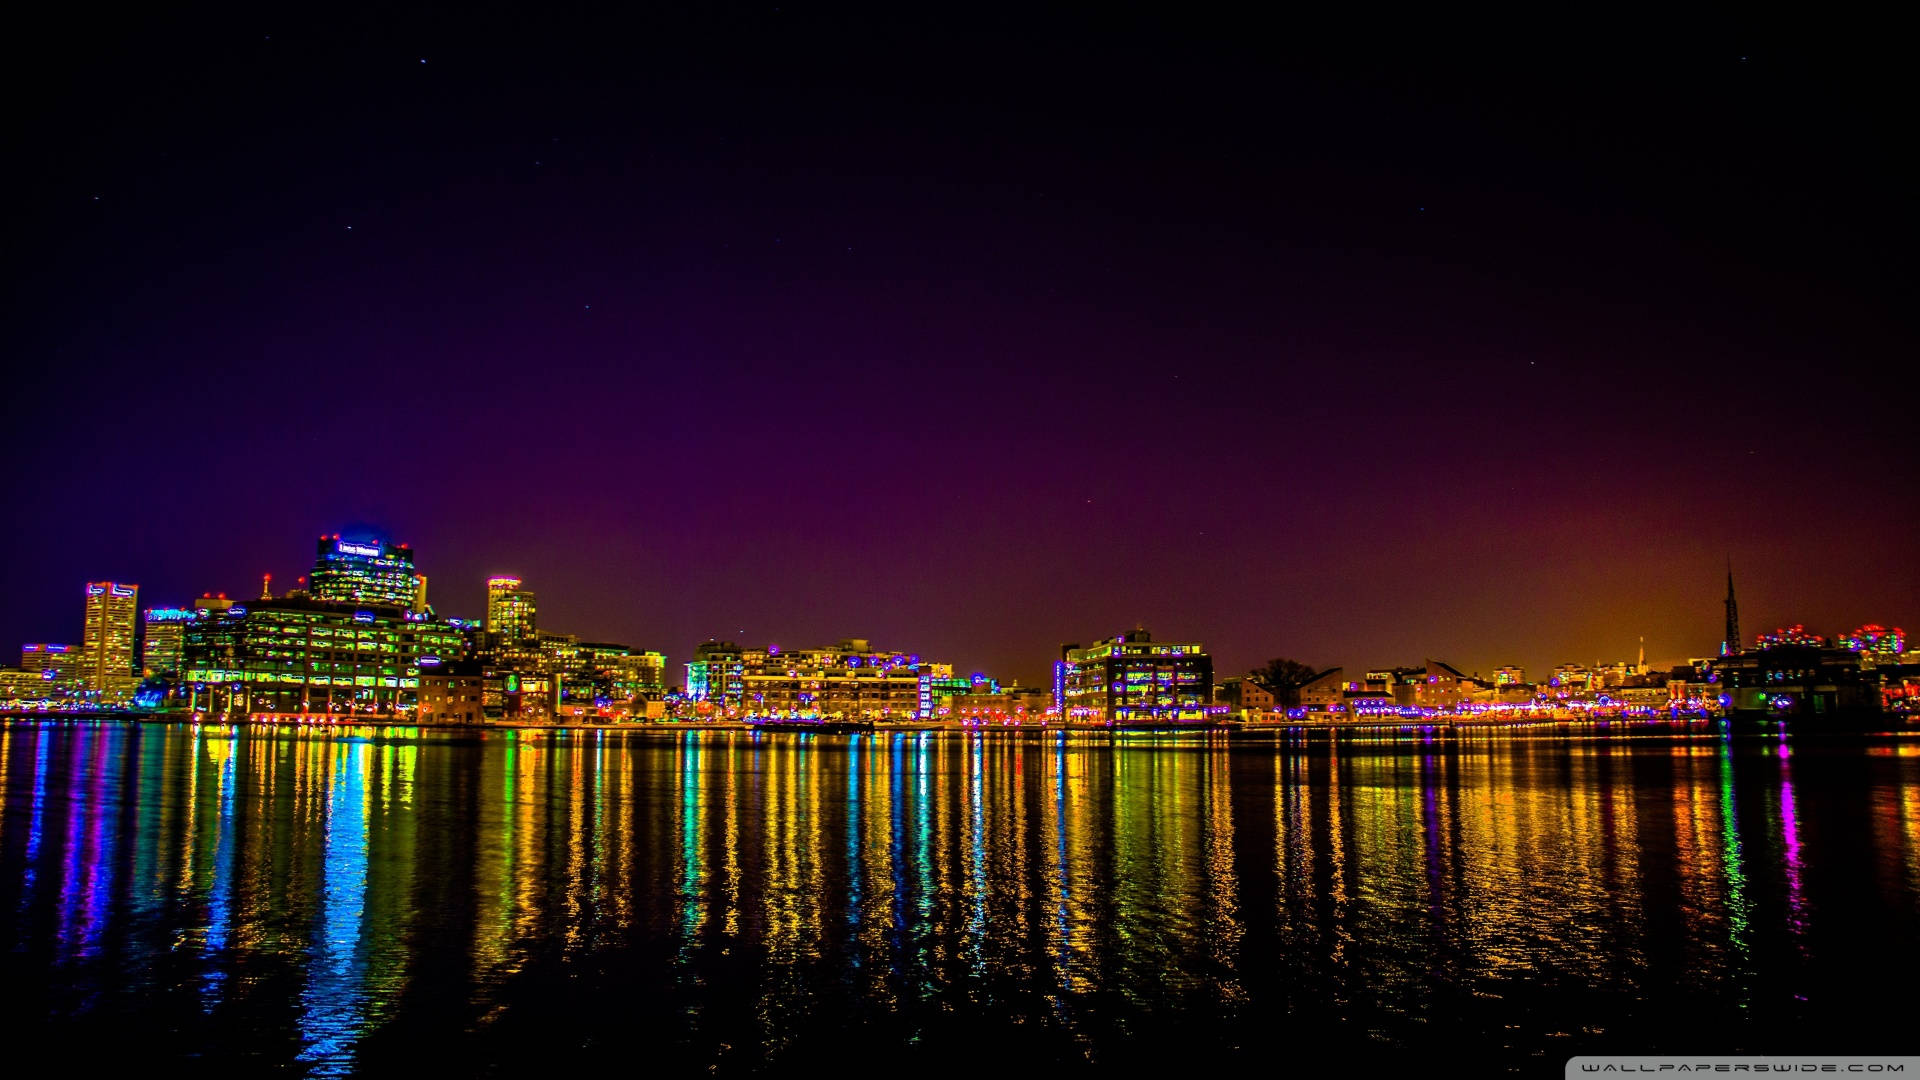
xmin=22 ymin=643 xmax=82 ymax=693
xmin=82 ymin=581 xmax=140 ymax=694
xmin=485 ymin=577 xmax=538 ymax=644
xmin=181 ymin=597 xmax=465 ymax=717
xmin=688 ymin=639 xmax=932 ymax=719
xmin=143 ymin=607 xmax=195 ymax=679
xmin=417 ymin=659 xmax=491 ymax=725
xmin=687 ymin=641 xmax=746 ymax=708
xmin=1058 ymin=629 xmax=1214 ymax=724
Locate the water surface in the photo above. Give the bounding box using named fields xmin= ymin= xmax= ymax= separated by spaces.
xmin=3 ymin=721 xmax=1916 ymax=1075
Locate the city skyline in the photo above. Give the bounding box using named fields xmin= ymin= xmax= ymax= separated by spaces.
xmin=7 ymin=528 xmax=1911 ymax=689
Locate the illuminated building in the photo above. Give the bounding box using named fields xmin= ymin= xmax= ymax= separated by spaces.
xmin=0 ymin=667 xmax=56 ymax=704
xmin=1492 ymin=665 xmax=1527 ymax=686
xmin=923 ymin=669 xmax=1031 ymax=720
xmin=603 ymin=648 xmax=668 ymax=702
xmin=1410 ymin=658 xmax=1486 ymax=709
xmin=1756 ymin=624 xmax=1828 ymax=648
xmin=417 ymin=659 xmax=491 ymax=724
xmin=686 ymin=639 xmax=935 ymax=719
xmin=1549 ymin=664 xmax=1595 ymax=694
xmin=1841 ymin=624 xmax=1906 ymax=658
xmin=546 ymin=638 xmax=644 ymax=704
xmin=1713 ymin=643 xmax=1880 ymax=720
xmin=1059 ymin=629 xmax=1214 ymax=724
xmin=948 ymin=685 xmax=1050 ymax=724
xmin=1666 ymin=660 xmax=1721 ymax=709
xmin=142 ymin=607 xmax=194 ymax=679
xmin=1296 ymin=667 xmax=1346 ymax=707
xmin=687 ymin=641 xmax=745 ymax=708
xmin=1214 ymin=676 xmax=1277 ymax=716
xmin=485 ymin=577 xmax=537 ymax=645
xmin=919 ymin=663 xmax=971 ymax=715
xmin=181 ymin=597 xmax=465 ymax=717
xmin=485 ymin=668 xmax=553 ymax=722
xmin=1596 ymin=660 xmax=1636 ymax=688
xmin=1885 ymin=668 xmax=1920 ymax=717
xmin=81 ymin=581 xmax=140 ymax=696
xmin=21 ymin=643 xmax=82 ymax=693
xmin=534 ymin=631 xmax=582 ymax=688
xmin=739 ymin=639 xmax=926 ymax=720
xmin=309 ymin=535 xmax=423 ymax=610
xmin=471 ymin=577 xmax=664 ymax=713
xmin=1365 ymin=667 xmax=1425 ymax=704
xmin=437 ymin=616 xmax=484 ymax=661
xmin=1338 ymin=687 xmax=1397 ymax=717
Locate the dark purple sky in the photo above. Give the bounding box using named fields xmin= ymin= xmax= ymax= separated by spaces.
xmin=7 ymin=8 xmax=1913 ymax=685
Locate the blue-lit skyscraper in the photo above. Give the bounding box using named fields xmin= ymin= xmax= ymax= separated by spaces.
xmin=309 ymin=536 xmax=422 ymax=611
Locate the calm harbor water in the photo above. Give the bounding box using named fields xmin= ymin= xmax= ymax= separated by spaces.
xmin=2 ymin=721 xmax=1916 ymax=1075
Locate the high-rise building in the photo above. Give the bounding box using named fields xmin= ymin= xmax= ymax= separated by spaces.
xmin=142 ymin=606 xmax=196 ymax=679
xmin=309 ymin=535 xmax=422 ymax=610
xmin=485 ymin=577 xmax=537 ymax=645
xmin=82 ymin=581 xmax=140 ymax=693
xmin=1058 ymin=629 xmax=1214 ymax=724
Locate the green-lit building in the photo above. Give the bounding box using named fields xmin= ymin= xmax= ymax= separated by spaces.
xmin=181 ymin=596 xmax=465 ymax=717
xmin=686 ymin=641 xmax=746 ymax=709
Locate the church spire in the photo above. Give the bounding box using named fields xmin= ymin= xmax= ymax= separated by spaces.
xmin=1723 ymin=561 xmax=1740 ymax=656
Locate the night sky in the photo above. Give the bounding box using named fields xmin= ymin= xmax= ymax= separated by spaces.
xmin=8 ymin=8 xmax=1913 ymax=685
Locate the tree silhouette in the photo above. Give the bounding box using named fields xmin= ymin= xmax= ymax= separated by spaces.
xmin=1253 ymin=657 xmax=1319 ymax=691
